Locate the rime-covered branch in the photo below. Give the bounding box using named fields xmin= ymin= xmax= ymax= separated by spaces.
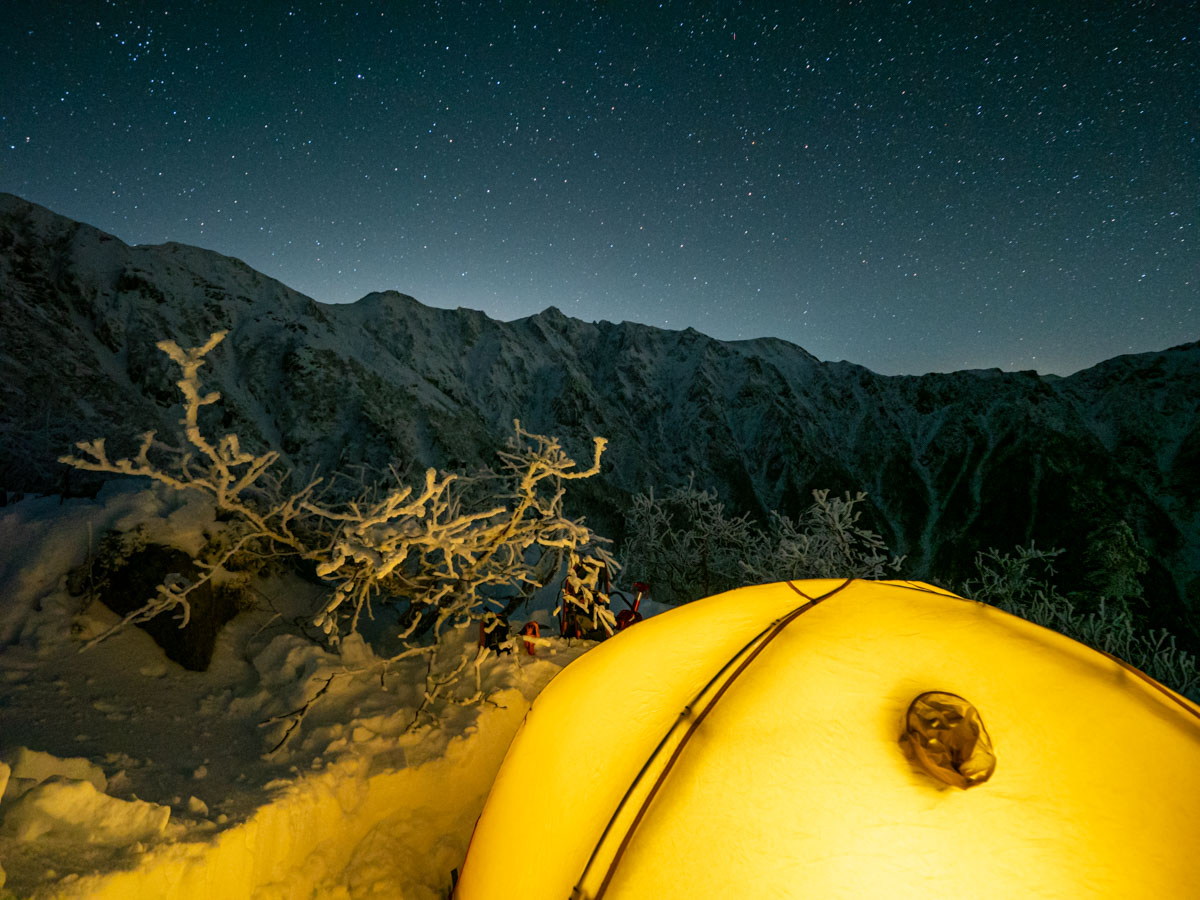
xmin=59 ymin=332 xmax=613 ymax=719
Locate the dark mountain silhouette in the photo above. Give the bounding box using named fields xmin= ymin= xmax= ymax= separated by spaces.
xmin=3 ymin=192 xmax=1197 ymax=646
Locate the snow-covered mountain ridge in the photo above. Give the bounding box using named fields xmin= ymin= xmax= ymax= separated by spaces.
xmin=2 ymin=192 xmax=1198 ymax=644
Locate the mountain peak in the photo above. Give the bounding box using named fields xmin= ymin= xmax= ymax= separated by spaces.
xmin=2 ymin=196 xmax=1199 ymax=650
xmin=356 ymin=290 xmax=422 ymax=306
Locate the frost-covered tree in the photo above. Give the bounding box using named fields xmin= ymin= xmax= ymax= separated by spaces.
xmin=964 ymin=544 xmax=1198 ymax=701
xmin=620 ymin=481 xmax=758 ymax=605
xmin=61 ymin=332 xmax=612 ymax=710
xmin=620 ymin=482 xmax=903 ymax=606
xmin=748 ymin=489 xmax=905 ymax=582
xmin=961 ymin=543 xmax=1064 ymax=615
xmin=1081 ymin=520 xmax=1148 ymax=613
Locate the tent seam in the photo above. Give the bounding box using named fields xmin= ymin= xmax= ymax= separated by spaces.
xmin=576 ymin=577 xmax=855 ymax=899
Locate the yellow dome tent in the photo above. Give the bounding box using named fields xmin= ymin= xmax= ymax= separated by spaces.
xmin=454 ymin=579 xmax=1200 ymax=899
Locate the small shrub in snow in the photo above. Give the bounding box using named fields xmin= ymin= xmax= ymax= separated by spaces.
xmin=556 ymin=547 xmax=619 ymax=638
xmin=61 ymin=333 xmax=612 ymax=725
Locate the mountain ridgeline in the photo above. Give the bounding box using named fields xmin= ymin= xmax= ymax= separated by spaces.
xmin=3 ymin=192 xmax=1198 ymax=645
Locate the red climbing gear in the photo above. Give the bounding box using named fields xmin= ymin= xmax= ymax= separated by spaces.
xmin=521 ymin=621 xmax=540 ymax=656
xmin=617 ymin=581 xmax=648 ymax=631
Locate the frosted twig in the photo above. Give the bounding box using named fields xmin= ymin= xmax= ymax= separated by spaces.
xmin=262 ymin=673 xmax=340 ymax=754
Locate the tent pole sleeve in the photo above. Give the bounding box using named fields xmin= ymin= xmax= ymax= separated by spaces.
xmin=574 ymin=577 xmax=855 ymax=900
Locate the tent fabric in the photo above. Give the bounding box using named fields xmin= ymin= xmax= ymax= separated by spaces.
xmin=454 ymin=579 xmax=1200 ymax=899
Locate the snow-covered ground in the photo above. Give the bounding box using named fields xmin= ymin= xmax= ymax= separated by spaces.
xmin=0 ymin=486 xmax=650 ymax=898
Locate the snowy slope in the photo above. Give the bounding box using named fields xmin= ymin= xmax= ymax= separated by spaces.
xmin=0 ymin=485 xmax=594 ymax=897
xmin=2 ymin=191 xmax=1198 ymax=644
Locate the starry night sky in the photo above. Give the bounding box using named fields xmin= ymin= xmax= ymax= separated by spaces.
xmin=3 ymin=1 xmax=1196 ymax=375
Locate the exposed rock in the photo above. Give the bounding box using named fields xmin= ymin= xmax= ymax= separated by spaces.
xmin=92 ymin=543 xmax=238 ymax=672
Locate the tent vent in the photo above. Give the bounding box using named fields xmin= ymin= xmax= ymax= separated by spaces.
xmin=903 ymin=691 xmax=996 ymax=789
